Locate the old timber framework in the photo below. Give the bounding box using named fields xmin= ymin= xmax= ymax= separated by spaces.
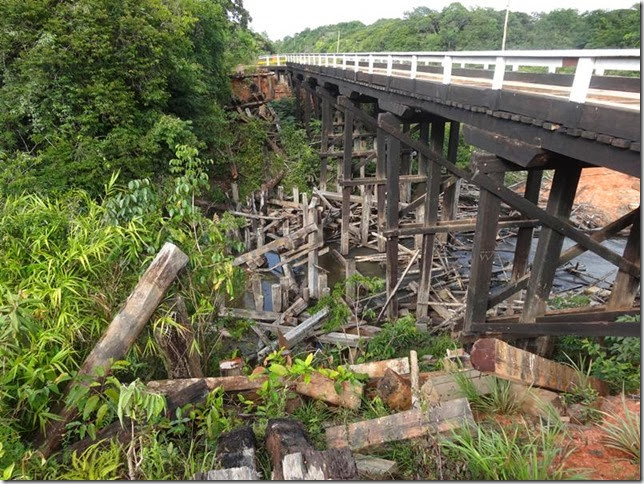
xmin=264 ymin=50 xmax=640 ymax=349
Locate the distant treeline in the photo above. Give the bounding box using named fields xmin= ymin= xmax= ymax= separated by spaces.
xmin=272 ymin=2 xmax=640 ymax=52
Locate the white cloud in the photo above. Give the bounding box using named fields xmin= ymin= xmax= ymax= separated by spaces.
xmin=245 ymin=0 xmax=640 ymax=41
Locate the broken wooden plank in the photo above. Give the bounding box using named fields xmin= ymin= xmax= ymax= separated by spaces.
xmin=317 ymin=332 xmax=362 ymax=347
xmin=147 ymin=375 xmax=265 ymax=394
xmin=295 ymin=372 xmax=363 ymax=410
xmin=349 ymin=357 xmax=410 ymax=379
xmin=354 ymin=454 xmax=398 ymax=478
xmin=233 ymin=224 xmax=316 ymax=266
xmin=37 ymin=242 xmax=189 ymax=458
xmin=469 ymin=338 xmax=608 ymax=395
xmin=277 ymin=307 xmax=329 ymax=350
xmin=191 ymin=467 xmax=257 ymax=480
xmin=377 ymin=368 xmax=411 ymax=411
xmin=420 ymin=369 xmax=493 ymax=404
xmin=219 ymin=307 xmax=281 ymax=321
xmin=410 ymin=350 xmax=420 ymax=409
xmin=325 ymin=397 xmax=474 ymax=451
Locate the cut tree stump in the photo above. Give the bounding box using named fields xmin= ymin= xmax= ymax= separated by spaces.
xmin=470 ymin=338 xmax=608 ymax=395
xmin=266 ymin=418 xmax=357 ymax=480
xmin=37 ymin=242 xmax=189 ymax=458
xmin=377 ymin=368 xmax=412 ymax=411
xmin=325 ymin=397 xmax=474 ymax=451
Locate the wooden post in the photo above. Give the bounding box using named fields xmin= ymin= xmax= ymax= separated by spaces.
xmin=519 ymin=163 xmax=582 ymax=355
xmin=416 ymin=120 xmax=445 ymax=320
xmin=376 ymin=120 xmax=387 ymax=253
xmin=383 ymin=113 xmax=401 ymax=319
xmin=345 ymin=258 xmax=357 ymax=302
xmin=400 ymin=123 xmax=412 ymax=203
xmin=607 ymin=215 xmax=640 ymax=309
xmin=361 ymin=187 xmax=372 ymax=246
xmin=320 ymin=95 xmax=333 ymax=191
xmin=415 ymin=121 xmax=430 ymax=250
xmin=439 ymin=121 xmax=461 ymax=244
xmin=294 ymin=77 xmax=303 ymax=123
xmin=506 ymin=169 xmax=543 ymax=314
xmin=271 ymin=283 xmax=282 ymax=312
xmin=463 ymin=166 xmax=504 ymax=333
xmin=37 ymin=242 xmax=189 ymax=457
xmin=340 ymin=98 xmax=354 ymax=255
xmin=303 ymin=88 xmax=312 ymax=135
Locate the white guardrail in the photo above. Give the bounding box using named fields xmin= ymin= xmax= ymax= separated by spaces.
xmin=258 ymin=50 xmax=640 ymax=104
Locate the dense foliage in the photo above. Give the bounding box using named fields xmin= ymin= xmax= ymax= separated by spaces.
xmin=0 ymin=0 xmax=264 ymax=195
xmin=274 ymin=3 xmax=640 ymax=52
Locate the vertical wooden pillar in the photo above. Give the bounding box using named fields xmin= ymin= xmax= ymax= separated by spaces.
xmin=376 ymin=119 xmax=387 ymax=253
xmin=382 ymin=113 xmax=401 ymax=319
xmin=340 ymin=97 xmax=354 ymax=255
xmin=439 ymin=121 xmax=462 ymax=244
xmin=416 ymin=120 xmax=445 ymax=320
xmin=519 ymin=163 xmax=582 ymax=355
xmin=506 ymin=169 xmax=543 ymax=314
xmin=294 ymin=78 xmax=303 ymax=123
xmin=607 ymin=215 xmax=640 ymax=309
xmin=415 ymin=121 xmax=430 ymax=250
xmin=400 ymin=123 xmax=412 ymax=203
xmin=307 ymin=197 xmax=320 ymax=300
xmin=462 ymin=168 xmax=505 ymax=333
xmin=319 ymin=94 xmax=333 ymax=191
xmin=361 ymin=187 xmax=372 ymax=246
xmin=303 ymin=88 xmax=312 ymax=135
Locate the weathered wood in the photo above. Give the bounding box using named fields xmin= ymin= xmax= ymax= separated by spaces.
xmin=349 ymin=357 xmax=410 ymax=379
xmin=420 ymin=369 xmax=494 ymax=404
xmin=468 ymin=320 xmax=640 ymax=337
xmin=377 ymin=368 xmax=412 ymax=411
xmin=607 ymin=216 xmax=640 ymax=310
xmin=216 ymin=426 xmax=258 ymax=474
xmin=378 ymin=249 xmax=419 ymax=322
xmin=219 ymin=357 xmax=244 ymax=377
xmin=219 ymin=307 xmax=281 ymax=321
xmin=154 ymin=296 xmax=203 ymax=379
xmin=416 ymin=120 xmax=444 ymax=319
xmin=232 ymin=224 xmax=316 ymax=266
xmin=361 ymin=187 xmax=372 ymax=246
xmin=191 ymin=467 xmax=257 ymax=480
xmin=325 ymin=397 xmax=474 ymax=451
xmin=341 ymin=97 xmax=355 ymax=255
xmin=354 ymin=454 xmax=398 ymax=478
xmin=282 ymin=449 xmax=357 ymax=480
xmin=319 ymin=93 xmax=333 ymax=191
xmin=277 ymin=308 xmax=329 ymax=350
xmin=265 ymin=418 xmax=313 ymax=480
xmin=271 ymin=283 xmax=282 ymax=312
xmin=463 ymin=169 xmax=504 ymax=332
xmin=37 ymin=242 xmax=189 ymax=458
xmin=295 ymin=372 xmax=363 ymax=409
xmin=384 ymin=113 xmax=401 ymax=318
xmin=147 ymin=375 xmax=266 ymax=394
xmin=410 ymin=350 xmax=420 ymax=409
xmin=376 ymin=121 xmax=387 ymax=253
xmin=439 ymin=121 xmax=461 ymax=244
xmin=317 ymin=332 xmax=362 ymax=347
xmin=469 ymin=338 xmax=608 ymax=395
xmin=385 ymin=217 xmax=538 ymax=236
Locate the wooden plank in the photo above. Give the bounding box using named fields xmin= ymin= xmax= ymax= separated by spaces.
xmin=325 ymin=397 xmax=474 ymax=451
xmin=339 ymin=174 xmax=428 ymax=186
xmin=282 ymin=450 xmax=357 ymax=480
xmin=469 ymin=338 xmax=609 ymax=395
xmin=220 ymin=307 xmax=281 ymax=321
xmin=191 ymin=467 xmax=257 ymax=480
xmin=37 ymin=242 xmax=189 ymax=458
xmin=377 ymin=368 xmax=412 ymax=411
xmin=317 ymin=332 xmax=362 ymax=347
xmin=147 ymin=375 xmax=266 ymax=394
xmin=277 ymin=308 xmax=329 ymax=350
xmin=349 ymin=357 xmax=410 ymax=379
xmin=233 ymin=224 xmax=316 ymax=266
xmin=469 ymin=321 xmax=641 ymax=338
xmin=387 ymin=217 xmax=539 ymax=236
xmin=421 ymin=368 xmax=494 ymax=404
xmin=376 ymin=123 xmax=387 ymax=252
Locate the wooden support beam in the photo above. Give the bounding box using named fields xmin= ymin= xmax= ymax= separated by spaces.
xmin=233 ymin=224 xmax=316 ymax=266
xmin=340 ymin=97 xmax=354 ymax=255
xmin=361 ymin=187 xmax=373 ymax=246
xmin=520 ymin=163 xmax=582 ymax=355
xmin=325 ymin=398 xmax=474 ymax=451
xmin=385 ymin=217 xmax=539 ymax=236
xmin=439 ymin=121 xmax=462 ymax=243
xmin=339 ymin=174 xmax=427 ymax=186
xmin=277 ymin=308 xmax=329 ymax=350
xmin=607 ymin=216 xmax=640 ymax=310
xmin=400 ymin=123 xmax=412 ymax=203
xmin=220 ymin=307 xmax=281 ymax=321
xmin=376 ymin=120 xmax=387 ymax=253
xmin=469 ymin=338 xmax=609 ymax=395
xmin=469 ymin=321 xmax=641 ymax=338
xmin=319 ymin=91 xmax=333 ymax=191
xmin=462 ymin=168 xmax=504 ymax=332
xmin=384 ymin=113 xmax=401 ymax=319
xmin=37 ymin=243 xmax=189 ymax=458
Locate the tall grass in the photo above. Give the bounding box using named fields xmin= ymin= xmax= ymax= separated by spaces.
xmin=600 ymin=394 xmax=640 ymax=463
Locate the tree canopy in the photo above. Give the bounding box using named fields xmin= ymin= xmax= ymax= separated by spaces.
xmin=273 ymin=3 xmax=640 ymax=53
xmin=0 ymin=0 xmax=261 ymax=195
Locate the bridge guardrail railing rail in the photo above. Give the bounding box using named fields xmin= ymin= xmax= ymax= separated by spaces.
xmin=257 ymin=49 xmax=640 ymax=104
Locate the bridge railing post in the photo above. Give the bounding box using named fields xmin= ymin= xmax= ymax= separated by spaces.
xmin=342 ymin=55 xmax=347 ymax=70
xmin=442 ymin=56 xmax=452 ymax=84
xmin=386 ymin=55 xmax=393 ymax=76
xmin=492 ymin=56 xmax=506 ymax=90
xmin=325 ymin=54 xmax=329 ymax=67
xmin=410 ymin=54 xmax=418 ymax=79
xmin=354 ymin=54 xmax=359 ymax=72
xmin=368 ymin=54 xmax=374 ymax=74
xmin=569 ymin=57 xmax=595 ymax=103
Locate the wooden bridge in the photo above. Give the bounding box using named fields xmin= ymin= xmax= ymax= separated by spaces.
xmin=260 ymin=49 xmax=640 ymax=350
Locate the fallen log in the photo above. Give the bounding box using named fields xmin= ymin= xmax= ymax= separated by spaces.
xmin=147 ymin=375 xmax=265 ymax=394
xmin=37 ymin=242 xmax=189 ymax=458
xmin=266 ymin=419 xmax=357 ymax=480
xmin=469 ymin=338 xmax=608 ymax=395
xmin=325 ymin=397 xmax=474 ymax=451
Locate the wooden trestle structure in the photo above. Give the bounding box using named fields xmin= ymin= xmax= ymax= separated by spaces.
xmin=284 ymin=65 xmax=640 ymax=351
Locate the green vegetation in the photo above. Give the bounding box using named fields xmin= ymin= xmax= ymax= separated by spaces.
xmin=454 ymin=374 xmax=522 ymax=415
xmin=274 ymin=3 xmax=640 ymax=52
xmin=600 ymin=394 xmax=640 ymax=463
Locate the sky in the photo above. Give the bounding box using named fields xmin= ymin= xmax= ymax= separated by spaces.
xmin=244 ymin=0 xmax=639 ymax=40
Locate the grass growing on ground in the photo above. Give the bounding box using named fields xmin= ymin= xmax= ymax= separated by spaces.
xmin=453 ymin=373 xmax=523 ymax=415
xmin=600 ymin=394 xmax=640 ymax=463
